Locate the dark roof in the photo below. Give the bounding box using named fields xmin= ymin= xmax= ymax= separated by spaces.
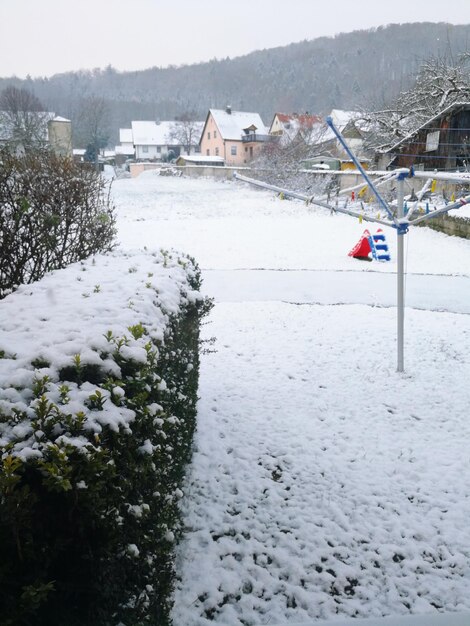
xmin=385 ymin=101 xmax=470 ymax=153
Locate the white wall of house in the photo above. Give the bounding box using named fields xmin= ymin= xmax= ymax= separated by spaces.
xmin=120 ymin=141 xmax=134 ymax=153
xmin=135 ymin=143 xmax=200 ymax=161
xmin=135 ymin=144 xmax=164 ymax=160
xmin=269 ymin=115 xmax=285 ymax=135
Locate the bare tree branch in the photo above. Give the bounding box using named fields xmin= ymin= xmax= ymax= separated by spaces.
xmin=0 ymin=86 xmax=49 ymax=151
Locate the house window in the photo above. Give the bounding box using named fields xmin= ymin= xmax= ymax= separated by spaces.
xmin=231 ymin=145 xmax=237 ymax=156
xmin=215 ymin=147 xmax=219 ymax=156
xmin=208 ymin=132 xmax=211 ymax=140
xmin=157 ymin=146 xmax=161 ymax=153
xmin=194 ymin=145 xmax=201 ymax=153
xmin=206 ymin=149 xmax=210 ymax=156
xmin=142 ymin=145 xmax=148 ymax=153
xmin=214 ymin=130 xmax=217 ymax=139
xmin=426 ymin=130 xmax=440 ymax=152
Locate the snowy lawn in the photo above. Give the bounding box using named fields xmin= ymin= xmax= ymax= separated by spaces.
xmin=114 ymin=174 xmax=470 ymax=275
xmin=113 ymin=173 xmax=470 ymax=625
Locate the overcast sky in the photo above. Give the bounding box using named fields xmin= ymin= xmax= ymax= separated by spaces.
xmin=1 ymin=0 xmax=470 ymax=78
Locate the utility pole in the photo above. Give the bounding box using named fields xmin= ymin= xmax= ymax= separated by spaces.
xmin=396 ymin=173 xmax=406 ymax=372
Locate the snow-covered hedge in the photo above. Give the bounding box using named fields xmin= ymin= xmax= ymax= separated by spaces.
xmin=0 ymin=249 xmax=212 ymax=625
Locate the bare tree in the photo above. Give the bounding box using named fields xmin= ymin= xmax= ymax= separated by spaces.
xmin=0 ymin=86 xmax=49 ymax=151
xmin=76 ymin=95 xmax=110 ymax=167
xmin=253 ymin=121 xmax=335 ymax=196
xmin=256 ymin=116 xmax=329 ymax=171
xmin=167 ymin=112 xmax=202 ymax=155
xmin=359 ymin=56 xmax=470 ymax=150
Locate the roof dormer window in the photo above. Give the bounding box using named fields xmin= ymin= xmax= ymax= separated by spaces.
xmin=243 ymin=124 xmax=257 ymax=135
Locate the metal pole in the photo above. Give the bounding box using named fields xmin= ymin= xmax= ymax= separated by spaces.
xmin=396 ymin=175 xmax=405 ymax=372
xmin=325 ymin=117 xmax=400 ymax=225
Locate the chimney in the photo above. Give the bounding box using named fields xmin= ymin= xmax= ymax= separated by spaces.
xmin=226 ymin=105 xmax=232 ymax=115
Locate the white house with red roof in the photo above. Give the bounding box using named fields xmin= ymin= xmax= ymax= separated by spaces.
xmin=199 ymin=106 xmax=270 ymax=166
xmin=269 ymin=112 xmax=323 ymax=145
xmin=318 ymin=109 xmax=369 ymax=158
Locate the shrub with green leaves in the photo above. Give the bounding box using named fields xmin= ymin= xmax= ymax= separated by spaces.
xmin=0 ymin=250 xmax=212 ymax=625
xmin=0 ymin=147 xmax=116 ymax=299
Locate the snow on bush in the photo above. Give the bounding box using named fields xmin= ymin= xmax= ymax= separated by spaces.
xmin=0 ymin=148 xmax=116 ymax=299
xmin=0 ymin=249 xmax=212 ymax=625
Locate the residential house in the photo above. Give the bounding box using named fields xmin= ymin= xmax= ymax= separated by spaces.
xmin=269 ymin=112 xmax=323 ymax=146
xmin=199 ymin=107 xmax=269 ymax=166
xmin=377 ymin=102 xmax=470 ymax=172
xmin=130 ymin=120 xmax=203 ymax=161
xmin=313 ymin=109 xmax=370 ymax=161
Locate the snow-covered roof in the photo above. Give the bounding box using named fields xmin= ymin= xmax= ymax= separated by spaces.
xmin=272 ymin=112 xmax=322 ymax=131
xmin=385 ymin=101 xmax=470 ymax=153
xmin=271 ymin=112 xmax=324 ymax=145
xmin=51 ymin=116 xmax=70 ymax=123
xmin=131 ymin=121 xmax=181 ymax=146
xmin=73 ymin=148 xmax=86 ymax=156
xmin=130 ymin=120 xmax=205 ymax=147
xmin=319 ymin=109 xmax=364 ymax=144
xmin=209 ymin=109 xmax=268 ymax=141
xmin=178 ymin=155 xmax=224 ymax=164
xmin=120 ymin=128 xmax=133 ymax=143
xmin=329 ymin=109 xmax=360 ymax=130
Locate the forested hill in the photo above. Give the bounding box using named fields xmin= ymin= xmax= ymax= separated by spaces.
xmin=2 ymin=22 xmax=470 ymax=145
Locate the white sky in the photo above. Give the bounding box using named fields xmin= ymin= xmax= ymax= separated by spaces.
xmin=1 ymin=0 xmax=470 ymax=78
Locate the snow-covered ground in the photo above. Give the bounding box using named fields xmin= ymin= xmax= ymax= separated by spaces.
xmin=114 ymin=174 xmax=470 ymax=275
xmin=114 ymin=173 xmax=470 ymax=625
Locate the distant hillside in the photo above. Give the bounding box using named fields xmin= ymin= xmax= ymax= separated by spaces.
xmin=1 ymin=22 xmax=470 ymax=145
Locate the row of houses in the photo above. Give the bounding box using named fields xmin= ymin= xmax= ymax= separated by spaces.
xmin=200 ymin=103 xmax=470 ymax=173
xmin=2 ymin=101 xmax=469 ymax=174
xmin=117 ymin=106 xmax=369 ymax=169
xmin=118 ymin=102 xmax=470 ymax=174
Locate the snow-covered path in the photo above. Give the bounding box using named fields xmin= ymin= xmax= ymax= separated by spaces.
xmin=202 ymin=269 xmax=470 ymax=314
xmin=113 ymin=174 xmax=470 ymax=625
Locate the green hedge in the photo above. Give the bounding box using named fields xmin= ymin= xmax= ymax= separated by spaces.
xmin=0 ymin=147 xmax=116 ymax=300
xmin=0 ymin=250 xmax=212 ymax=625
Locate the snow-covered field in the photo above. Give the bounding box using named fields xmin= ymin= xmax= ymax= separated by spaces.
xmin=114 ymin=173 xmax=470 ymax=625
